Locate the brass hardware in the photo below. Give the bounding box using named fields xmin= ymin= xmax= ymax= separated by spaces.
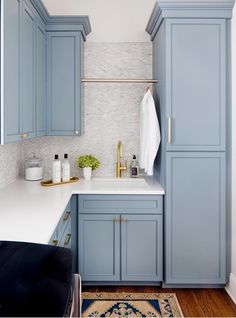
xmin=41 ymin=176 xmax=79 ymax=187
xmin=121 ymin=216 xmax=127 ymax=223
xmin=116 ymin=141 xmax=127 ymax=178
xmin=63 ymin=211 xmax=71 ymax=222
xmin=81 ymin=78 xmax=158 ymax=84
xmin=114 ymin=216 xmax=120 ymax=223
xmin=52 ymin=240 xmax=59 ymax=246
xmin=168 ymin=117 xmax=172 ymax=144
xmin=20 ymin=133 xmax=29 ymax=139
xmin=64 ymin=234 xmax=72 ymax=246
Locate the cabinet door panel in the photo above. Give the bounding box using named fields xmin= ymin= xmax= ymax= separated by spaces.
xmin=22 ymin=2 xmax=35 ymax=137
xmin=121 ymin=215 xmax=163 ymax=281
xmin=36 ymin=21 xmax=46 ymax=136
xmin=79 ymin=214 xmax=120 ymax=281
xmin=166 ymin=19 xmax=226 ymax=151
xmin=3 ymin=0 xmax=22 ymax=143
xmin=165 ymin=152 xmax=226 ymax=284
xmin=47 ymin=32 xmax=82 ymax=136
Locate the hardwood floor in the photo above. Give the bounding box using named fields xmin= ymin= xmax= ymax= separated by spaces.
xmin=82 ymin=286 xmax=236 ymax=317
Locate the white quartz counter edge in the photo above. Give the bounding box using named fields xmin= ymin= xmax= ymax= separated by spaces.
xmin=0 ymin=178 xmax=164 ymax=245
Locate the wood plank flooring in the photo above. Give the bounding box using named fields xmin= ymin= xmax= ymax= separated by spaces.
xmin=82 ymin=286 xmax=236 ymax=317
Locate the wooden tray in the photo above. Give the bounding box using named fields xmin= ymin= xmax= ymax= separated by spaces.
xmin=41 ymin=177 xmax=79 ymax=187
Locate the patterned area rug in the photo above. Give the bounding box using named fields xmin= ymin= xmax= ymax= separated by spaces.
xmin=82 ymin=293 xmax=183 ymax=317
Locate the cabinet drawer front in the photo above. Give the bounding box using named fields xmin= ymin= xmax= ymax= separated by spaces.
xmin=59 ymin=221 xmax=72 ymax=249
xmin=58 ymin=202 xmax=71 ymax=237
xmin=79 ymin=195 xmax=163 ymax=214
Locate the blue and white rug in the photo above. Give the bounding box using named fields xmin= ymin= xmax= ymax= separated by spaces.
xmin=82 ymin=293 xmax=183 ymax=317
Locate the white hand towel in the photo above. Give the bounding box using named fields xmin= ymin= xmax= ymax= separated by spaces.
xmin=139 ymin=89 xmax=161 ymax=176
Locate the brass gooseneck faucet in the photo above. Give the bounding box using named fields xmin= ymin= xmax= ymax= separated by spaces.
xmin=116 ymin=141 xmax=127 ymax=178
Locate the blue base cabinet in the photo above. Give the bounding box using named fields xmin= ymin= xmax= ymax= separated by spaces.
xmin=78 ymin=195 xmax=163 ymax=284
xmin=49 ymin=195 xmax=78 ymax=273
xmin=166 ymin=152 xmax=226 ymax=284
xmin=146 ymin=1 xmax=234 ymax=286
xmin=121 ymin=215 xmax=162 ymax=282
xmin=79 ymin=214 xmax=120 ymax=281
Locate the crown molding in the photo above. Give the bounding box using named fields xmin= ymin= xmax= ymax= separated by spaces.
xmin=146 ymin=0 xmax=235 ymax=40
xmin=30 ymin=0 xmax=91 ymax=38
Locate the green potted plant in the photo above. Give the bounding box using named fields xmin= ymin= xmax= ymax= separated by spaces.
xmin=76 ymin=155 xmax=100 ymax=180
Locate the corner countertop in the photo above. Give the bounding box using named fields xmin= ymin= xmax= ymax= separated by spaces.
xmin=0 ymin=177 xmax=164 ymax=245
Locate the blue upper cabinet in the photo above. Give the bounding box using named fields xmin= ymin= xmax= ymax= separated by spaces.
xmin=165 ymin=19 xmax=226 ymax=152
xmin=47 ymin=32 xmax=83 ymax=136
xmin=22 ymin=1 xmax=36 ymax=139
xmin=1 ymin=0 xmax=91 ymax=144
xmin=35 ymin=19 xmax=47 ymax=137
xmin=2 ymin=0 xmax=22 ymax=143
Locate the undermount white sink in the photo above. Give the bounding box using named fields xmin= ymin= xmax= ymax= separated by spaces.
xmin=91 ymin=178 xmax=149 ymax=189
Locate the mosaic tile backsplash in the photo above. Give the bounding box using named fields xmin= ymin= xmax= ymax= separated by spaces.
xmin=0 ymin=42 xmax=152 ymax=186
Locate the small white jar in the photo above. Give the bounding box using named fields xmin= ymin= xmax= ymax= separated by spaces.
xmin=25 ymin=154 xmax=43 ymax=181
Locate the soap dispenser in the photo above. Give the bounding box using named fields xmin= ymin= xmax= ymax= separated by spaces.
xmin=130 ymin=155 xmax=139 ymax=178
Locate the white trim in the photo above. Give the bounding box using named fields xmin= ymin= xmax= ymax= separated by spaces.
xmin=1 ymin=0 xmax=4 ymax=144
xmin=225 ymin=273 xmax=236 ymax=304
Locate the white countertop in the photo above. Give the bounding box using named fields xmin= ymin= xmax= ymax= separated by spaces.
xmin=0 ymin=177 xmax=164 ymax=245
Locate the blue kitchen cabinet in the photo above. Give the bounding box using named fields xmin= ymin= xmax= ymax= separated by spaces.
xmin=79 ymin=214 xmax=120 ymax=281
xmin=35 ymin=19 xmax=47 ymax=136
xmin=2 ymin=0 xmax=22 ymax=143
xmin=1 ymin=0 xmax=90 ymax=144
xmin=146 ymin=1 xmax=233 ymax=286
xmin=49 ymin=195 xmax=78 ymax=273
xmin=78 ymin=195 xmax=163 ymax=283
xmin=165 ymin=19 xmax=226 ymax=152
xmin=47 ymin=32 xmax=84 ymax=136
xmin=22 ymin=1 xmax=36 ymax=139
xmin=165 ymin=152 xmax=226 ymax=284
xmin=121 ymin=214 xmax=163 ymax=282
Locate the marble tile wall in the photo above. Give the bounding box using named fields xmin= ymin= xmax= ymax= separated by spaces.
xmin=0 ymin=143 xmax=22 ymax=189
xmin=0 ymin=42 xmax=152 ymax=184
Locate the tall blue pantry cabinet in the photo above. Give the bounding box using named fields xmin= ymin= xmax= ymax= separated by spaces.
xmin=0 ymin=0 xmax=91 ymax=144
xmin=146 ymin=0 xmax=235 ymax=286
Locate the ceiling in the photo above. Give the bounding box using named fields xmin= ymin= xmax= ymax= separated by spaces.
xmin=41 ymin=0 xmax=156 ymax=42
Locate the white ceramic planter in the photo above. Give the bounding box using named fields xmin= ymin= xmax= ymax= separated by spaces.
xmin=83 ymin=167 xmax=92 ymax=180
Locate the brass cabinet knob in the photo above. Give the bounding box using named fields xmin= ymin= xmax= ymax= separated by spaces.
xmin=20 ymin=133 xmax=29 ymax=139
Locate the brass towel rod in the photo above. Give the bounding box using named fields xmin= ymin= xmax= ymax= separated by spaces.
xmin=81 ymin=78 xmax=158 ymax=84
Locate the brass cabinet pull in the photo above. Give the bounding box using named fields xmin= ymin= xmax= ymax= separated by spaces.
xmin=64 ymin=234 xmax=72 ymax=246
xmin=52 ymin=239 xmax=59 ymax=246
xmin=63 ymin=211 xmax=71 ymax=222
xmin=121 ymin=216 xmax=127 ymax=223
xmin=113 ymin=216 xmax=120 ymax=223
xmin=20 ymin=133 xmax=29 ymax=139
xmin=168 ymin=117 xmax=172 ymax=144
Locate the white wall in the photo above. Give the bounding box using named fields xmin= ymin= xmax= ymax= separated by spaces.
xmin=42 ymin=0 xmax=156 ymax=42
xmin=227 ymin=5 xmax=236 ymax=304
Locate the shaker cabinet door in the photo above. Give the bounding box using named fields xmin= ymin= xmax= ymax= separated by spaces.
xmin=2 ymin=0 xmax=22 ymax=143
xmin=121 ymin=214 xmax=163 ymax=282
xmin=166 ymin=19 xmax=226 ymax=151
xmin=22 ymin=1 xmax=36 ymax=138
xmin=79 ymin=214 xmax=120 ymax=281
xmin=36 ymin=20 xmax=46 ymax=136
xmin=47 ymin=32 xmax=83 ymax=136
xmin=165 ymin=152 xmax=226 ymax=284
